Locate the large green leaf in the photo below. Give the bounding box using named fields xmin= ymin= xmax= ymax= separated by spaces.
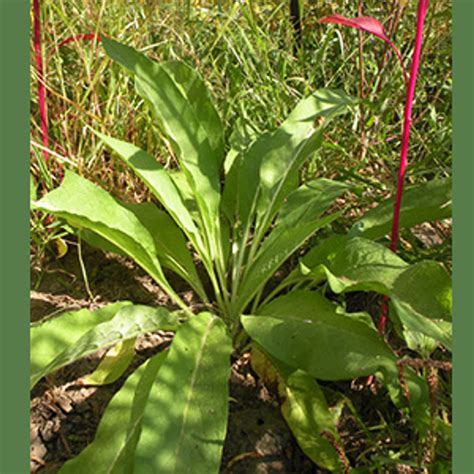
xmin=79 ymin=200 xmax=207 ymax=301
xmin=350 ymin=178 xmax=451 ymax=240
xmin=236 ymin=180 xmax=348 ymax=310
xmin=33 ymin=171 xmax=183 ymax=307
xmin=323 ymin=236 xmax=410 ymax=292
xmin=316 ymin=238 xmax=452 ymax=350
xmin=223 ymin=89 xmax=353 ymax=235
xmin=102 ymin=37 xmax=224 ymax=260
xmin=135 ymin=312 xmax=232 ymax=474
xmin=242 ymin=291 xmax=396 ymax=380
xmin=251 ymin=346 xmax=345 ymax=471
xmin=237 ymin=212 xmax=341 ymax=313
xmin=93 ymin=132 xmax=203 ymax=251
xmin=30 ymin=302 xmax=131 ymax=376
xmin=30 ymin=305 xmax=181 ymax=388
xmin=275 ymin=178 xmax=349 ymax=229
xmin=126 ymin=202 xmax=207 ymax=301
xmin=159 ymin=60 xmax=225 ymax=162
xmin=252 ymin=300 xmax=430 ymax=440
xmin=102 ymin=38 xmax=224 ymax=166
xmin=272 ymin=234 xmax=349 ymax=295
xmin=59 ymin=351 xmax=168 ymax=474
xmin=281 ymin=370 xmax=346 ymax=472
xmin=255 ymin=90 xmax=353 ymax=229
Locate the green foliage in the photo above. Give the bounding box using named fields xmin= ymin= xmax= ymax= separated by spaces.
xmin=134 ymin=313 xmax=231 ymax=474
xmin=59 ymin=351 xmax=168 ymax=474
xmin=30 ymin=304 xmax=181 ymax=389
xmin=243 ymin=291 xmax=396 ymax=381
xmin=30 ymin=301 xmax=131 ymax=375
xmin=90 ymin=133 xmax=203 ymax=251
xmin=281 ymin=370 xmax=346 ymax=471
xmin=32 ymin=38 xmax=451 ymax=472
xmin=350 ymin=178 xmax=452 ymax=241
xmin=297 ymin=237 xmax=452 ymax=351
xmin=32 ymin=171 xmax=186 ymax=311
xmin=103 ymin=37 xmax=225 ymax=264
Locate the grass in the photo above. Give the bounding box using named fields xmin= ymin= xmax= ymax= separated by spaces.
xmin=30 ymin=2 xmax=452 ymax=469
xmin=30 ymin=0 xmax=451 ymax=186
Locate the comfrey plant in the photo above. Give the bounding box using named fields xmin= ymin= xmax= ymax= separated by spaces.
xmin=32 ymin=36 xmax=451 ymax=472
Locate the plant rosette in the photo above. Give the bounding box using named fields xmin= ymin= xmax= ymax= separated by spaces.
xmin=31 ymin=37 xmax=451 ymax=473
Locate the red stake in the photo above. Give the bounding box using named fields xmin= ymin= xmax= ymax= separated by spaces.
xmin=390 ymin=0 xmax=429 ymax=253
xmin=379 ymin=0 xmax=429 ymax=334
xmin=33 ymin=0 xmax=50 ymax=164
xmin=33 ymin=0 xmax=100 ymax=182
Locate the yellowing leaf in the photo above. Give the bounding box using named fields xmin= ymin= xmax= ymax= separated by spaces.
xmin=55 ymin=237 xmax=68 ymax=258
xmin=82 ymin=337 xmax=136 ymax=386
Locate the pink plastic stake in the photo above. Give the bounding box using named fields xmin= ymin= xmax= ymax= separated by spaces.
xmin=379 ymin=0 xmax=429 ymax=334
xmin=33 ymin=0 xmax=49 ymax=164
xmin=389 ymin=0 xmax=429 ymax=253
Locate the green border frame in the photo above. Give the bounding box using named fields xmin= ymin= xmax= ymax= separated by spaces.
xmin=0 ymin=1 xmax=471 ymax=472
xmin=0 ymin=1 xmax=30 ymax=473
xmin=453 ymin=1 xmax=474 ymax=472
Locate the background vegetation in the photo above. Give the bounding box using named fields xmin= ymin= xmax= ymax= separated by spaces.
xmin=30 ymin=0 xmax=451 ymax=265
